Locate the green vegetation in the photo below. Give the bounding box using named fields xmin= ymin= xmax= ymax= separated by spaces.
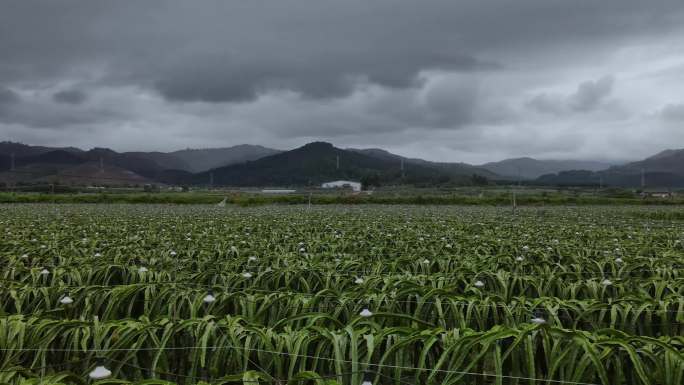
xmin=0 ymin=204 xmax=683 ymax=384
xmin=0 ymin=189 xmax=683 ymax=206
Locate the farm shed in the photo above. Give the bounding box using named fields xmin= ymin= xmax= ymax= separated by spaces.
xmin=321 ymin=180 xmax=362 ymax=192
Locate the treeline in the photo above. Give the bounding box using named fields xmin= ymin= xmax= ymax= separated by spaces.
xmin=1 ymin=191 xmax=684 ymax=206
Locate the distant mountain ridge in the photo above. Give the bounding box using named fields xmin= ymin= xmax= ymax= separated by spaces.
xmin=0 ymin=141 xmax=281 ymax=186
xmin=348 ymin=148 xmax=499 ymax=179
xmin=123 ymin=151 xmax=192 ymax=172
xmin=0 ymin=141 xmax=82 ymax=157
xmin=536 ymin=149 xmax=684 ymax=187
xmin=169 ymin=145 xmax=282 ymax=172
xmin=1 ymin=140 xmax=682 ymax=188
xmin=480 ymin=157 xmax=612 ymax=180
xmin=196 ymin=142 xmax=495 ymax=187
xmin=615 ymin=149 xmax=684 ymax=175
xmin=0 ymin=141 xmax=280 ymax=170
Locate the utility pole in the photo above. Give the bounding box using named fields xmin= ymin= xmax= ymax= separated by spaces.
xmin=641 ymin=168 xmax=645 ymax=189
xmin=99 ymin=157 xmax=104 ymax=173
xmin=512 ymin=165 xmax=519 ymax=213
xmin=512 ymin=189 xmax=517 ymax=214
xmin=336 ymin=155 xmax=339 ymax=170
xmin=400 ymin=158 xmax=405 ymax=178
xmin=209 ymin=172 xmax=214 ymax=189
xmin=8 ymin=153 xmax=16 ymax=194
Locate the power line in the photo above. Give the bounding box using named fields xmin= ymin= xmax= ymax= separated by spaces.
xmin=111 ymin=358 xmax=272 ymax=384
xmin=154 ymin=344 xmax=599 ymax=385
xmin=0 ymin=344 xmax=603 ymax=385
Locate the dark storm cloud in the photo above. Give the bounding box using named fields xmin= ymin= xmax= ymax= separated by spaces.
xmin=0 ymin=87 xmax=21 ymax=119
xmin=527 ymin=76 xmax=615 ymax=115
xmin=0 ymin=87 xmax=116 ymax=128
xmin=569 ymin=76 xmax=615 ymax=112
xmin=154 ymin=53 xmax=493 ymax=103
xmin=0 ymin=1 xmax=499 ymax=103
xmin=0 ymin=87 xmax=20 ymax=105
xmin=53 ymin=89 xmax=87 ymax=105
xmin=1 ymin=1 xmax=683 ymax=103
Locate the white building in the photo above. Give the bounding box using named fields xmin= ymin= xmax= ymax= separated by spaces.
xmin=321 ymin=180 xmax=362 ymax=192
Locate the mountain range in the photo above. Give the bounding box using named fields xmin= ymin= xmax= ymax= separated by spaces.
xmin=129 ymin=145 xmax=282 ymax=173
xmin=479 ymin=158 xmax=612 ymax=180
xmin=536 ymin=149 xmax=684 ymax=187
xmin=192 ymin=142 xmax=496 ymax=187
xmin=0 ymin=140 xmax=683 ymax=188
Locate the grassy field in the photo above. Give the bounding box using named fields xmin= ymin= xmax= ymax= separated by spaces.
xmin=0 ymin=204 xmax=683 ymax=384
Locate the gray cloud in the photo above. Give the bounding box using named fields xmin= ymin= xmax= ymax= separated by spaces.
xmin=1 ymin=1 xmax=682 ymax=102
xmin=569 ymin=76 xmax=615 ymax=112
xmin=53 ymin=89 xmax=87 ymax=104
xmin=0 ymin=87 xmax=21 ymax=120
xmin=526 ymin=94 xmax=566 ymax=116
xmin=0 ymin=87 xmax=20 ymax=105
xmin=153 ymin=51 xmax=494 ymax=103
xmin=0 ymin=87 xmax=119 ymax=128
xmin=527 ymin=76 xmax=615 ymax=115
xmin=660 ymin=103 xmax=684 ymax=122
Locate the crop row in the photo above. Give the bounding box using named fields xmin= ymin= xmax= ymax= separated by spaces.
xmin=1 ymin=315 xmax=684 ymax=385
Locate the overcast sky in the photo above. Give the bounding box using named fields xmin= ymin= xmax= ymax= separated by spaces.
xmin=1 ymin=0 xmax=684 ymax=164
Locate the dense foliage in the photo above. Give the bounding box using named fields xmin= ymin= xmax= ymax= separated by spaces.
xmin=0 ymin=205 xmax=683 ymax=384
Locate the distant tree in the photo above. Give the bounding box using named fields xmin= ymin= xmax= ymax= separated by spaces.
xmin=361 ymin=174 xmax=381 ymax=190
xmin=471 ymin=174 xmax=489 ymax=186
xmin=144 ymin=184 xmax=160 ymax=193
